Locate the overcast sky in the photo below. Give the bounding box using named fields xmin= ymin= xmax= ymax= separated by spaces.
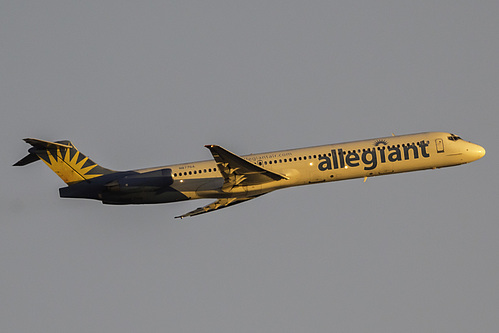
xmin=1 ymin=1 xmax=498 ymax=332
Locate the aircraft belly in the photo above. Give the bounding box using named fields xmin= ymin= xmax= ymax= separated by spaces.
xmin=100 ymin=187 xmax=189 ymax=204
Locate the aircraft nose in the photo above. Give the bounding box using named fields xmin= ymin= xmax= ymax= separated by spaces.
xmin=468 ymin=143 xmax=486 ymax=161
xmin=477 ymin=145 xmax=486 ymax=159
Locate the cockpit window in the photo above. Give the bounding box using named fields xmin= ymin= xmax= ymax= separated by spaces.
xmin=448 ymin=134 xmax=462 ymax=141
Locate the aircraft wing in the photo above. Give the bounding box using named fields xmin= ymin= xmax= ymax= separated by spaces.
xmin=175 ymin=195 xmax=265 ymax=219
xmin=204 ymin=145 xmax=288 ymax=191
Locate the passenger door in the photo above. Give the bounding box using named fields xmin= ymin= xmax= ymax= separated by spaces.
xmin=435 ymin=139 xmax=445 ymax=153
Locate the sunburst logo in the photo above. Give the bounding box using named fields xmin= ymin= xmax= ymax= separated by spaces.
xmin=38 ymin=146 xmax=103 ymax=185
xmin=374 ymin=139 xmax=388 ymax=146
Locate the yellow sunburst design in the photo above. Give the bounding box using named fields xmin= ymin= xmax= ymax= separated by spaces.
xmin=40 ymin=147 xmax=103 ymax=185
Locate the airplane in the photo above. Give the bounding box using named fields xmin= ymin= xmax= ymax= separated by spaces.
xmin=14 ymin=132 xmax=485 ymax=218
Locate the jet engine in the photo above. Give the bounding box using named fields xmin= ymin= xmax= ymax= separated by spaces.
xmin=104 ymin=168 xmax=173 ymax=193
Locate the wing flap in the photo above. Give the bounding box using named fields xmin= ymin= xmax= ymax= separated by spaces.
xmin=175 ymin=195 xmax=264 ymax=219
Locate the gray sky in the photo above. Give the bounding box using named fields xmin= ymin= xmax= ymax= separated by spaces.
xmin=1 ymin=1 xmax=498 ymax=332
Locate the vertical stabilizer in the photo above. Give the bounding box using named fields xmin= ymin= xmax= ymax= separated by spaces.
xmin=14 ymin=138 xmax=114 ymax=185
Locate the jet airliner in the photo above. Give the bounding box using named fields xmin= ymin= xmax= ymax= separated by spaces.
xmin=14 ymin=132 xmax=485 ymax=218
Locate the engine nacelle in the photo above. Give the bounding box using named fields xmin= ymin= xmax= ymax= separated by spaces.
xmin=105 ymin=168 xmax=173 ymax=193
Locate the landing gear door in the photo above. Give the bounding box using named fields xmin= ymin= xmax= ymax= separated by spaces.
xmin=436 ymin=139 xmax=444 ymax=153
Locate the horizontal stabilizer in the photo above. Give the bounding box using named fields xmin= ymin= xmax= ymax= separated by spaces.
xmin=23 ymin=138 xmax=72 ymax=149
xmin=13 ymin=153 xmax=39 ymax=166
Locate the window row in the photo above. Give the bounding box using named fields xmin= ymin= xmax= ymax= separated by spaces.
xmin=174 ymin=168 xmax=216 ymax=177
xmin=258 ymin=155 xmax=315 ymax=166
xmin=341 ymin=142 xmax=428 ymax=155
xmin=174 ymin=142 xmax=428 ymax=177
xmin=257 ymin=142 xmax=427 ymax=165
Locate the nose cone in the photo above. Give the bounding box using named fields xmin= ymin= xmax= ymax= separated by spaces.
xmin=467 ymin=143 xmax=486 ymax=162
xmin=477 ymin=145 xmax=486 ymax=159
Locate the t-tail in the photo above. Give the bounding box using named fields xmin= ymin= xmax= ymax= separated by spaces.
xmin=13 ymin=138 xmax=114 ymax=185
